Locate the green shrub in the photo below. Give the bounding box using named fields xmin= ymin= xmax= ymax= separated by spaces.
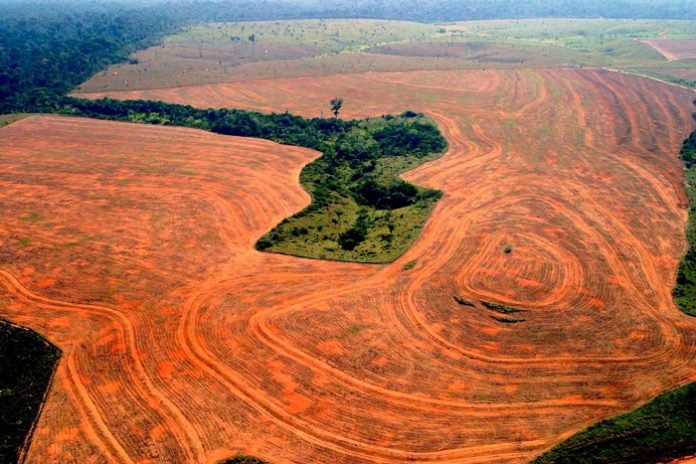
xmin=481 ymin=301 xmax=523 ymax=314
xmin=454 ymin=296 xmax=476 ymax=307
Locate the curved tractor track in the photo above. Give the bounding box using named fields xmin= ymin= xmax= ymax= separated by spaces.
xmin=2 ymin=68 xmax=696 ymax=463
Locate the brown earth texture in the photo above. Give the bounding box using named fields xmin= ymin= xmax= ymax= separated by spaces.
xmin=641 ymin=39 xmax=696 ymax=61
xmin=2 ymin=68 xmax=696 ymax=463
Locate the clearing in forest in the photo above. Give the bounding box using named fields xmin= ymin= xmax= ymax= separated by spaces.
xmin=3 ymin=67 xmax=696 ymax=463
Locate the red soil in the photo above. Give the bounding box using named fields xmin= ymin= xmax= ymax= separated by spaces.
xmin=641 ymin=40 xmax=696 ymax=61
xmin=3 ymin=68 xmax=696 ymax=463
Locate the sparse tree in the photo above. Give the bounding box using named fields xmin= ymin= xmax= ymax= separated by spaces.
xmin=248 ymin=33 xmax=256 ymax=56
xmin=330 ymin=97 xmax=343 ymax=119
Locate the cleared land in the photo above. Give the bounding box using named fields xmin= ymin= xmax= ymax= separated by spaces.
xmin=76 ymin=19 xmax=696 ymax=93
xmin=641 ymin=40 xmax=696 ymax=61
xmin=2 ymin=67 xmax=696 ymax=463
xmin=534 ymin=378 xmax=696 ymax=463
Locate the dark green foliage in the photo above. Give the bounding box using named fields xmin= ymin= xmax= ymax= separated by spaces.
xmin=673 ymin=123 xmax=696 ymax=316
xmin=454 ymin=296 xmax=476 ymax=307
xmin=0 ymin=320 xmax=60 ymax=463
xmin=0 ymin=3 xmax=183 ymax=113
xmin=490 ymin=316 xmax=525 ymax=323
xmin=402 ymin=260 xmax=417 ymax=271
xmin=255 ymin=238 xmax=274 ymax=251
xmin=481 ymin=301 xmax=524 ymax=314
xmin=338 ymin=209 xmax=369 ymax=250
xmin=219 ymin=456 xmax=268 ymax=464
xmin=504 ymin=245 xmax=513 ymax=254
xmin=56 ymin=96 xmax=355 ymax=153
xmin=353 ymin=179 xmax=418 ymax=209
xmin=532 ymin=381 xmax=696 ymax=464
xmin=678 ymin=129 xmax=696 ymax=169
xmin=372 ymin=122 xmax=447 ymax=157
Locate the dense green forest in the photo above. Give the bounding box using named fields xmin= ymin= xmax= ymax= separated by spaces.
xmin=0 ymin=321 xmax=60 ymax=463
xmin=0 ymin=3 xmax=180 ymax=111
xmin=673 ymin=115 xmax=696 ymax=316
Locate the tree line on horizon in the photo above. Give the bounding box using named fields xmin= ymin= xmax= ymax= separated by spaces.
xmin=2 ymin=0 xmax=696 ymax=114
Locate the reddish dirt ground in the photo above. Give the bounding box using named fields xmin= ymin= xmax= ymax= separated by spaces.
xmin=3 ymin=68 xmax=696 ymax=463
xmin=641 ymin=40 xmax=696 ymax=61
xmin=655 ymin=67 xmax=696 ymax=82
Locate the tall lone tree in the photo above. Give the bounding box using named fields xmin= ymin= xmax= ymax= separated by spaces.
xmin=330 ymin=98 xmax=343 ymax=119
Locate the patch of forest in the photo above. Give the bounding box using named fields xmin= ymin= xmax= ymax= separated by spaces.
xmin=673 ymin=111 xmax=696 ymax=316
xmin=0 ymin=320 xmax=60 ymax=463
xmin=57 ymin=96 xmax=447 ymax=262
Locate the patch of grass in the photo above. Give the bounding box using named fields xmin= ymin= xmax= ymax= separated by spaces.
xmin=178 ymin=170 xmax=195 ymax=176
xmin=504 ymin=244 xmax=513 ymax=254
xmin=0 ymin=320 xmax=60 ymax=463
xmin=453 ymin=296 xmax=476 ymax=307
xmin=448 ymin=18 xmax=696 ymax=69
xmin=490 ymin=315 xmax=525 ymax=323
xmin=481 ymin=301 xmax=524 ymax=314
xmin=402 ymin=259 xmax=417 ymax=271
xmin=17 ymin=238 xmax=31 ymax=248
xmin=630 ymin=69 xmax=696 ymax=88
xmin=0 ymin=114 xmax=31 ymax=128
xmin=347 ymin=323 xmax=371 ymax=336
xmin=532 ymin=381 xmax=696 ymax=464
xmin=65 ymin=235 xmax=95 ymax=248
xmin=174 ymin=19 xmax=437 ymax=53
xmin=503 ymin=118 xmax=516 ymax=126
xmin=20 ymin=212 xmax=43 ymax=223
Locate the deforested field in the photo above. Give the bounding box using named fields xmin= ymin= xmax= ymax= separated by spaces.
xmin=641 ymin=39 xmax=696 ymax=61
xmin=2 ymin=65 xmax=696 ymax=463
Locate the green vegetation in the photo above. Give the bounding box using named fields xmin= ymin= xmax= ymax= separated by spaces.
xmin=532 ymin=381 xmax=696 ymax=463
xmin=402 ymin=260 xmax=417 ymax=271
xmin=0 ymin=114 xmax=30 ymax=128
xmin=0 ymin=320 xmax=60 ymax=463
xmin=255 ymin=112 xmax=447 ymax=262
xmin=490 ymin=315 xmax=525 ymax=323
xmin=434 ymin=19 xmax=696 ymax=79
xmin=631 ymin=69 xmax=696 ymax=89
xmin=174 ymin=19 xmax=437 ymax=54
xmin=0 ymin=3 xmax=184 ymax=112
xmin=54 ymin=96 xmax=446 ymax=262
xmin=673 ymin=118 xmax=696 ymax=316
xmin=453 ymin=296 xmax=476 ymax=307
xmin=504 ymin=245 xmax=513 ymax=254
xmin=481 ymin=301 xmax=524 ymax=314
xmin=219 ymin=456 xmax=268 ymax=464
